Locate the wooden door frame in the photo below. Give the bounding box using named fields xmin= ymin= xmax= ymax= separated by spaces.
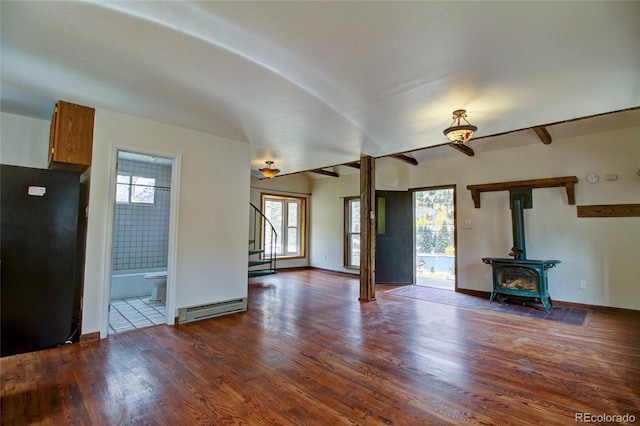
xmin=100 ymin=144 xmax=182 ymax=338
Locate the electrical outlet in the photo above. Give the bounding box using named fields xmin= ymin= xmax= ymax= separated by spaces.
xmin=485 ymin=272 xmax=491 ymax=280
xmin=579 ymin=280 xmax=587 ymax=290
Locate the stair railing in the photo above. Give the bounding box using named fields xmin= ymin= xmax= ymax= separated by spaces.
xmin=250 ymin=202 xmax=278 ymax=272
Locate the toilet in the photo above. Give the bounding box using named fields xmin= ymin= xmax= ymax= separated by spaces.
xmin=143 ymin=271 xmax=167 ymax=302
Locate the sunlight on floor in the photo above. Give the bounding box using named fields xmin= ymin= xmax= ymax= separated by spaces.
xmin=416 ymin=275 xmax=454 ymax=290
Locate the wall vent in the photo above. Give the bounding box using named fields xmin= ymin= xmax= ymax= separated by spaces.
xmin=177 ymin=298 xmax=247 ymax=324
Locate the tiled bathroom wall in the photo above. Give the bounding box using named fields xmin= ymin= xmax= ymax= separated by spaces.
xmin=112 ymin=159 xmax=172 ymax=271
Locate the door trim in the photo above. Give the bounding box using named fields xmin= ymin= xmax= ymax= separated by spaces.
xmin=411 ymin=184 xmax=457 ymax=291
xmin=100 ymin=143 xmax=181 ymax=338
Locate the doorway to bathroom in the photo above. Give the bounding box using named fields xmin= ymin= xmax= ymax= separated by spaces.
xmin=108 ymin=150 xmax=175 ymax=334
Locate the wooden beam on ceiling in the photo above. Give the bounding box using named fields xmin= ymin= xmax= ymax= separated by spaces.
xmin=447 ymin=142 xmax=475 ymax=157
xmin=310 ymin=169 xmax=339 ymax=178
xmin=533 ymin=126 xmax=552 ymax=145
xmin=267 ymin=108 xmax=636 ymax=179
xmin=391 ymin=154 xmax=418 ymax=166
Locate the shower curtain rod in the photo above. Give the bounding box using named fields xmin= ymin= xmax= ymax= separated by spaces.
xmin=126 ymin=183 xmax=171 ymax=191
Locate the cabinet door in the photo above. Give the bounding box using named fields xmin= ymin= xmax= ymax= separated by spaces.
xmin=48 ymin=105 xmax=58 ymax=165
xmin=50 ymin=101 xmax=95 ymax=171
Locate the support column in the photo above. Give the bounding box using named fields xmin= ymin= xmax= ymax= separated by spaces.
xmin=359 ymin=155 xmax=376 ymax=301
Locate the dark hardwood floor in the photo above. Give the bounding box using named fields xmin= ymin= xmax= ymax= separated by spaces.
xmin=2 ymin=269 xmax=639 ymax=425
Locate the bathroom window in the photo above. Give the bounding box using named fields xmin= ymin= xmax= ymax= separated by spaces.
xmin=261 ymin=194 xmax=306 ymax=258
xmin=116 ymin=174 xmax=155 ymax=204
xmin=344 ymin=197 xmax=360 ymax=268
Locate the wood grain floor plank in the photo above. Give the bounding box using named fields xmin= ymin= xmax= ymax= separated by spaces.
xmin=2 ymin=269 xmax=639 ymax=425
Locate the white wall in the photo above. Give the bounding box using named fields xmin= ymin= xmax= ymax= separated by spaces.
xmin=3 ymin=110 xmax=638 ymax=317
xmin=309 ymin=172 xmax=360 ymax=274
xmin=308 ymin=161 xmax=411 ymax=274
xmin=84 ymin=109 xmax=251 ymax=335
xmin=250 ymin=174 xmax=312 ymax=268
xmin=310 ymin=126 xmax=640 ymax=310
xmin=411 ymin=126 xmax=640 ymax=309
xmin=0 ymin=112 xmax=50 ymax=168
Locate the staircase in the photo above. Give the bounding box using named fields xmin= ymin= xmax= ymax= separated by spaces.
xmin=249 ymin=202 xmax=277 ymax=278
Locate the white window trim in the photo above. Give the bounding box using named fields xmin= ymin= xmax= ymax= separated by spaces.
xmin=344 ymin=197 xmax=360 ymax=268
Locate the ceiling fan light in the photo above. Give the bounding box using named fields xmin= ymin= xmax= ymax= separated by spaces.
xmin=259 ymin=161 xmax=280 ymax=179
xmin=443 ymin=109 xmax=477 ymax=143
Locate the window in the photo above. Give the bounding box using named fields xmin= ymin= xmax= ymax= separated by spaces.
xmin=262 ymin=194 xmax=305 ymax=258
xmin=116 ymin=174 xmax=155 ymax=204
xmin=344 ymin=197 xmax=360 ymax=268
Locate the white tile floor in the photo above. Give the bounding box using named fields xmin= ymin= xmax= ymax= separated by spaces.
xmin=109 ymin=297 xmax=166 ymax=334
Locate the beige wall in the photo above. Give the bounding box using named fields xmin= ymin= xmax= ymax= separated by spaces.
xmin=0 ymin=112 xmax=50 ymax=168
xmin=310 ymin=125 xmax=640 ymax=310
xmin=3 ymin=110 xmax=639 ymax=323
xmin=309 ymin=172 xmax=362 ymax=274
xmin=2 ymin=110 xmax=253 ymax=337
xmin=411 ymin=126 xmax=639 ymax=309
xmin=84 ymin=109 xmax=251 ymax=336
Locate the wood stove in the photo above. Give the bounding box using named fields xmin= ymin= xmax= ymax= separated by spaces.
xmin=482 ymin=258 xmax=559 ymax=312
xmin=481 ymin=188 xmax=560 ymax=312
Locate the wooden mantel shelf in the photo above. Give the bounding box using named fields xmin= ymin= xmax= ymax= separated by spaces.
xmin=467 ymin=176 xmax=578 ymax=208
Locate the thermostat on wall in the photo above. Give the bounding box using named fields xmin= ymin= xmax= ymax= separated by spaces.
xmin=586 ymin=173 xmax=599 ymax=183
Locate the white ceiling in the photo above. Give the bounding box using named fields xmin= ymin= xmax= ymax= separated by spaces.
xmin=1 ymin=1 xmax=638 ymax=176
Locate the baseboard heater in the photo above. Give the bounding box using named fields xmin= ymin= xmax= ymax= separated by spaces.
xmin=177 ymin=298 xmax=247 ymax=324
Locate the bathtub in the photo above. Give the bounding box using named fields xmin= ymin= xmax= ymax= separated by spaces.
xmin=110 ymin=267 xmax=166 ymax=300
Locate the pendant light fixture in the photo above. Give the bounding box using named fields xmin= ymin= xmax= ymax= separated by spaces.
xmin=443 ymin=109 xmax=477 ymax=143
xmin=259 ymin=161 xmax=280 ymax=179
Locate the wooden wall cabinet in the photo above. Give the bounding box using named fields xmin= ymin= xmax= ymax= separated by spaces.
xmin=49 ymin=100 xmax=95 ymax=172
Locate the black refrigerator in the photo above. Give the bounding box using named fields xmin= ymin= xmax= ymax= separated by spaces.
xmin=1 ymin=164 xmax=86 ymax=357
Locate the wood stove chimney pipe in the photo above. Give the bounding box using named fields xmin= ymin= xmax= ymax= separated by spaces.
xmin=509 ymin=189 xmax=532 ymax=260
